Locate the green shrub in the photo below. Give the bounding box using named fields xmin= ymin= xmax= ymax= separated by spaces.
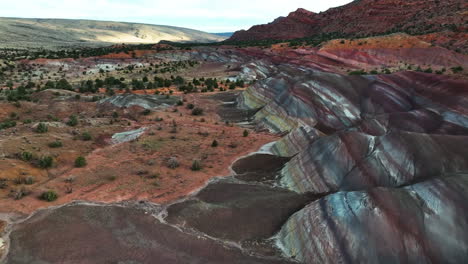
xmin=348 ymin=70 xmax=367 ymax=76
xmin=48 ymin=141 xmax=63 ymax=148
xmin=243 ymin=130 xmax=249 ymax=137
xmin=191 ymin=108 xmax=204 ymax=116
xmin=67 ymin=115 xmax=78 ymax=127
xmin=0 ymin=120 xmax=16 ymax=130
xmin=451 ymin=66 xmax=464 ymax=74
xmin=106 ymin=175 xmax=117 ymax=181
xmin=36 ymin=123 xmax=48 ymax=133
xmin=39 ymin=156 xmax=54 ymax=169
xmin=0 ymin=179 xmax=7 ymax=189
xmin=40 ymin=190 xmax=58 ymax=202
xmin=191 ymin=160 xmax=202 ymax=171
xmin=75 ymin=156 xmax=87 ymax=168
xmin=82 ymin=132 xmax=92 ymax=141
xmin=20 ymin=151 xmax=33 ymax=161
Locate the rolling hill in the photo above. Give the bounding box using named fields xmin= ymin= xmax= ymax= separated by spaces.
xmin=0 ymin=17 xmax=226 ymax=49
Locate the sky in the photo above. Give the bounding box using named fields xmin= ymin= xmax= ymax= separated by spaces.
xmin=0 ymin=0 xmax=354 ymax=32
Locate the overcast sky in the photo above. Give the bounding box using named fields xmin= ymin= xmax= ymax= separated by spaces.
xmin=0 ymin=0 xmax=353 ymax=32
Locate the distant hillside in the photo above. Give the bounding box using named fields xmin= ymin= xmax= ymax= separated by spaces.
xmin=0 ymin=18 xmax=226 ymax=49
xmin=229 ymin=0 xmax=467 ymax=52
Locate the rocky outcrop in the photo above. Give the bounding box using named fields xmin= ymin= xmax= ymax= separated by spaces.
xmin=230 ymin=42 xmax=468 ymax=263
xmin=99 ymin=94 xmax=178 ymax=109
xmin=229 ymin=0 xmax=467 ymax=53
xmin=278 ymin=173 xmax=468 ymax=263
xmin=281 ymin=131 xmax=468 ymax=194
xmin=111 ymin=127 xmax=146 ymax=144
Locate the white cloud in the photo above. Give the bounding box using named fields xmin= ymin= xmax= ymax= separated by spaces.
xmin=0 ymin=0 xmax=354 ymax=32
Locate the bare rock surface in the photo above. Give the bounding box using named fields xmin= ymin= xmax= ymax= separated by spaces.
xmin=111 ymin=127 xmax=146 ymax=144
xmin=6 ymin=203 xmax=294 ymax=264
xmin=166 ymin=180 xmax=310 ymax=243
xmin=278 ymin=174 xmax=468 ymax=264
xmin=99 ymin=94 xmax=178 ymax=109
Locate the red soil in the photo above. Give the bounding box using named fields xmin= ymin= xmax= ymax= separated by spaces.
xmin=0 ymin=93 xmax=279 ymax=215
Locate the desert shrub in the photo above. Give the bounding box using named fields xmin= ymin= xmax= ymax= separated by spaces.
xmin=191 ymin=160 xmax=202 ymax=171
xmin=40 ymin=190 xmax=58 ymax=202
xmin=142 ymin=109 xmax=151 ymax=116
xmin=211 ymin=140 xmax=218 ymax=147
xmin=67 ymin=115 xmax=78 ymax=126
xmin=24 ymin=176 xmax=35 ymax=185
xmin=20 ymin=151 xmax=33 ymax=161
xmin=48 ymin=140 xmax=63 ymax=148
xmin=10 ymin=187 xmax=31 ymax=200
xmin=35 ymin=123 xmax=48 ymax=133
xmin=81 ymin=132 xmax=92 ymax=141
xmin=75 ymin=156 xmax=87 ymax=168
xmin=147 ymin=173 xmax=160 ymax=179
xmin=106 ymin=175 xmax=117 ymax=181
xmin=243 ymin=130 xmax=249 ymax=137
xmin=186 ymin=103 xmax=195 ymax=110
xmin=39 ymin=156 xmax=54 ymax=169
xmin=176 ymin=100 xmax=184 ymax=106
xmin=166 ymin=157 xmax=180 ymax=169
xmin=0 ymin=179 xmax=7 ymax=189
xmin=191 ymin=108 xmax=204 ymax=116
xmin=451 ymin=66 xmax=464 ymax=73
xmin=348 ymin=70 xmax=367 ymax=76
xmin=56 ymin=79 xmax=72 ymax=90
xmin=0 ymin=120 xmax=16 ymax=130
xmin=14 ymin=176 xmax=34 ymax=185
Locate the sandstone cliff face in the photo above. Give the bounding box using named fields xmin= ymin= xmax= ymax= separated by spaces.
xmin=229 ymin=0 xmax=467 ymax=52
